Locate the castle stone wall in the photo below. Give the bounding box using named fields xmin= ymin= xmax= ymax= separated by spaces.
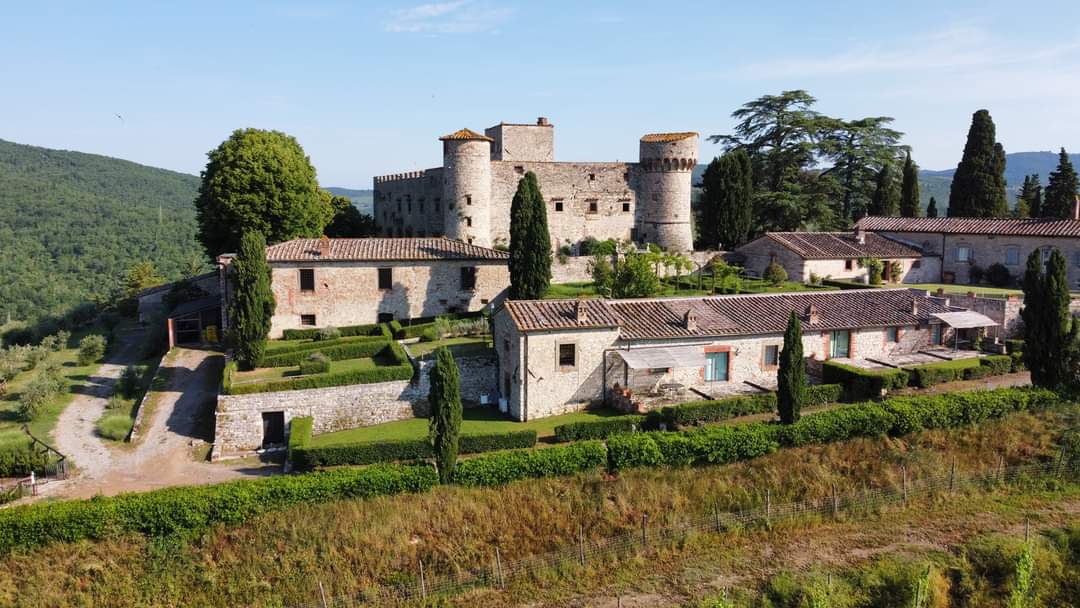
xmin=443 ymin=139 xmax=493 ymax=246
xmin=373 ymin=169 xmax=444 ymax=237
xmin=486 ymin=122 xmax=554 ymax=162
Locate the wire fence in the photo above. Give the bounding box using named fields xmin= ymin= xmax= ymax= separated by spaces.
xmin=290 ymin=456 xmax=1077 ymax=607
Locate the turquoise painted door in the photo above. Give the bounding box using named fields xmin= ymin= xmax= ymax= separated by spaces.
xmin=705 ymin=352 xmax=729 ymax=382
xmin=830 ymin=330 xmax=850 ymax=358
xmin=931 ymin=324 xmax=942 ymax=346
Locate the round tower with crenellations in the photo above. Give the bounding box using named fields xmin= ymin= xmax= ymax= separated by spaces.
xmin=440 ymin=128 xmax=493 ymax=247
xmin=637 ymin=132 xmax=698 ymax=252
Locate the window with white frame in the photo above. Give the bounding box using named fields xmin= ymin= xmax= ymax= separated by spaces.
xmin=956 ymin=246 xmax=972 ymax=262
xmin=1005 ymin=246 xmax=1020 ymax=266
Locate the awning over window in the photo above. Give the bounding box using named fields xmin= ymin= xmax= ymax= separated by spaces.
xmin=614 ymin=346 xmax=707 ymax=369
xmin=930 ymin=311 xmax=998 ymax=329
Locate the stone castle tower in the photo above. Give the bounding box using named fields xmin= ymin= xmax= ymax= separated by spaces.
xmin=374 ymin=119 xmax=698 ymax=252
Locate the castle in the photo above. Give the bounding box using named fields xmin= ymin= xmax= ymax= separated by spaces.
xmin=373 ymin=118 xmax=698 ymax=252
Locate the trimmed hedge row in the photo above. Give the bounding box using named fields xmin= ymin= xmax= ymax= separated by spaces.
xmin=553 ymin=415 xmax=647 ymax=442
xmin=0 ymin=464 xmax=438 ymax=553
xmin=451 ymin=441 xmax=607 ymax=487
xmin=980 ymin=354 xmax=1012 ymax=375
xmin=822 ymin=361 xmax=909 ymax=400
xmin=224 ymin=343 xmax=414 ymax=395
xmin=281 ymin=323 xmax=383 ymax=341
xmin=263 ymin=334 xmax=388 ymax=358
xmin=291 ymin=430 xmax=539 ymax=470
xmin=260 ymin=339 xmax=394 ymax=368
xmin=0 ymin=447 xmax=56 ymax=478
xmin=906 ymin=360 xmax=977 ymax=389
xmin=655 ymin=384 xmax=844 ymax=429
xmin=287 ymin=416 xmax=314 ymax=464
xmin=607 ymin=424 xmax=779 ymax=471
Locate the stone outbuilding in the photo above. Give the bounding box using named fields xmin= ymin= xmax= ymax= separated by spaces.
xmin=735 ymin=230 xmax=928 ymax=284
xmin=493 ymin=289 xmax=970 ymax=420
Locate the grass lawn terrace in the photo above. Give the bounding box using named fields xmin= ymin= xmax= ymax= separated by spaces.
xmin=308 ymin=407 xmax=624 ymax=447
xmin=407 ymin=336 xmax=491 ymax=358
xmin=231 ymin=356 xmax=384 ymax=385
xmin=906 ymin=283 xmax=1026 ymax=297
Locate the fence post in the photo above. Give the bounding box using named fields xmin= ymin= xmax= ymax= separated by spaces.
xmin=578 ymin=524 xmax=585 ymax=566
xmin=831 ymin=483 xmax=839 ymax=517
xmin=419 ymin=558 xmax=427 ymax=599
xmin=1024 ymin=518 xmax=1030 ymax=543
xmin=997 ymin=454 xmax=1004 ymax=483
xmin=495 ymin=545 xmax=504 ymax=589
xmin=641 ymin=513 xmax=648 ymax=546
xmin=901 ymin=465 xmax=908 ymax=504
xmin=949 ymin=458 xmax=956 ymax=492
xmin=318 ymin=580 xmax=329 ymax=608
xmin=714 ymin=505 xmax=721 ymax=533
xmin=765 ymin=489 xmax=771 ymax=526
xmin=1056 ymin=447 xmax=1066 ymax=478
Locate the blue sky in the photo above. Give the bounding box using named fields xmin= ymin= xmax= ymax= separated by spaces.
xmin=2 ymin=1 xmax=1078 ymax=187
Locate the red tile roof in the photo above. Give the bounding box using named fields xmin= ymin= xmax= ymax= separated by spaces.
xmin=265 ymin=238 xmax=509 ymax=262
xmin=504 ymin=289 xmax=956 ymax=339
xmin=754 ymin=232 xmax=922 ymax=259
xmin=856 ymin=216 xmax=1080 ymax=238
xmin=439 ymin=128 xmax=494 ymax=142
xmin=640 ymin=132 xmax=698 ymax=143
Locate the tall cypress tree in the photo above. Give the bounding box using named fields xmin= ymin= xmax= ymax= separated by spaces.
xmin=700 ymin=149 xmax=754 ymax=249
xmin=777 ymin=311 xmax=805 ymax=425
xmin=508 ymin=172 xmax=552 ymax=299
xmin=1021 ymin=248 xmax=1078 ymax=388
xmin=900 ymin=152 xmax=921 ymax=217
xmin=1042 ymin=148 xmax=1078 ymax=219
xmin=868 ymin=163 xmax=899 ymax=216
xmin=926 ymin=196 xmax=939 ymax=218
xmin=948 ymin=110 xmax=1008 ymax=217
xmin=429 ymin=346 xmax=462 ymax=484
xmin=1016 ymin=174 xmax=1041 ymax=218
xmin=229 ymin=231 xmax=275 ymax=370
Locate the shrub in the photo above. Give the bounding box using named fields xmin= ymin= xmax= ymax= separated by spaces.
xmin=106 ymin=395 xmax=127 ymax=410
xmin=388 ymin=320 xmax=404 ymax=338
xmin=259 ymin=338 xmax=394 ymax=367
xmin=291 ymin=430 xmax=539 ymax=470
xmin=0 ymin=464 xmax=439 ymax=553
xmin=96 ymin=412 xmax=133 ymax=441
xmin=77 ymin=334 xmax=106 ymax=366
xmin=659 ymin=393 xmax=777 ymax=428
xmin=764 ymin=261 xmax=788 ymax=285
xmin=979 ymin=354 xmax=1012 ymax=376
xmin=316 ymin=326 xmax=342 ymax=341
xmin=281 ymin=322 xmax=382 ymax=340
xmin=986 ymin=263 xmax=1012 ymax=287
xmin=776 ymin=402 xmax=895 ymax=447
xmin=1009 ymin=351 xmax=1026 ymax=372
xmin=968 ymin=264 xmax=985 ymax=284
xmin=286 ymin=416 xmax=313 ymax=463
xmin=1005 ymin=339 xmax=1025 ymax=355
xmin=225 ymin=344 xmax=413 ymax=395
xmin=0 ymin=447 xmax=55 ymax=478
xmin=806 ymin=383 xmax=844 ymax=406
xmin=117 ymin=365 xmax=142 ymax=398
xmin=553 ymin=415 xmax=647 ymax=442
xmin=299 ymin=352 xmax=330 ymax=376
xmin=606 ymin=424 xmax=779 ymax=471
xmin=17 ymin=363 xmax=65 ymax=421
xmin=420 ymin=327 xmax=439 ymax=342
xmin=450 ymin=441 xmax=607 ymax=487
xmin=606 ymin=433 xmax=663 ymax=471
xmin=821 ymin=361 xmax=909 ymax=400
xmin=906 ymin=362 xmax=967 ymax=388
xmin=53 ymin=330 xmax=71 ymax=350
xmin=263 ymin=334 xmax=387 ymax=358
xmin=881 ymin=387 xmax=1057 ymax=436
xmin=963 ymin=365 xmax=993 ymax=380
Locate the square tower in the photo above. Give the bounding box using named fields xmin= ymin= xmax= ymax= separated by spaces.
xmin=485 ymin=117 xmax=554 ymax=162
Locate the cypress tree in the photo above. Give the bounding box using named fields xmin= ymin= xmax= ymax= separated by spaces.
xmin=508 ymin=172 xmax=552 ymax=299
xmin=777 ymin=311 xmax=805 ymax=425
xmin=229 ymin=231 xmax=275 ymax=370
xmin=429 ymin=346 xmax=462 ymax=484
xmin=926 ymin=196 xmax=939 ymax=218
xmin=900 ymin=152 xmax=921 ymax=217
xmin=700 ymin=149 xmax=754 ymax=249
xmin=1042 ymin=148 xmax=1078 ymax=219
xmin=868 ymin=163 xmax=899 ymax=216
xmin=1021 ymin=248 xmax=1078 ymax=388
xmin=948 ymin=110 xmax=1008 ymax=217
xmin=1015 ymin=174 xmax=1041 ymax=218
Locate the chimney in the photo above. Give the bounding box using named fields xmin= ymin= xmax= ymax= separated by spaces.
xmin=683 ymin=309 xmax=698 ymax=331
xmin=575 ymin=300 xmax=589 ymax=323
xmin=805 ymin=304 xmax=819 ymax=325
xmin=854 ymin=225 xmax=866 ymax=245
xmin=1073 ymin=195 xmax=1080 ymax=220
xmin=318 ymin=235 xmax=330 ymax=258
xmin=911 ymin=298 xmax=920 ymax=316
xmin=537 ymin=116 xmax=549 ymax=126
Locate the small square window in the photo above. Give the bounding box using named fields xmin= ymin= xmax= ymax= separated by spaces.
xmin=588 ymin=173 xmax=596 ymax=181
xmin=465 ymin=195 xmax=472 ymax=206
xmin=299 ymin=269 xmax=315 ymax=291
xmin=957 ymin=246 xmax=971 ymax=262
xmin=844 ymin=259 xmax=854 ymax=271
xmin=648 ymin=367 xmax=669 ymax=375
xmin=763 ymin=345 xmax=779 ymax=367
xmin=465 ymin=216 xmax=472 ymax=227
xmin=622 ymin=201 xmax=631 ymax=213
xmin=300 ymin=314 xmax=317 ymax=326
xmin=514 ymin=165 xmax=524 ymax=175
xmin=1006 ymin=246 xmax=1020 ymax=266
xmin=886 ymin=327 xmax=899 ymax=343
xmin=554 ymin=200 xmax=564 ymax=212
xmin=378 ymin=268 xmax=393 ymax=290
xmin=587 ymin=200 xmax=598 ymax=214
xmin=460 ymin=266 xmax=477 ymax=291
xmin=558 ymin=343 xmax=576 ymax=367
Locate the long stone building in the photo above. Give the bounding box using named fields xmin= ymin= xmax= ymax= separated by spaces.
xmin=735 ymin=229 xmax=929 ymax=283
xmin=373 ymin=118 xmax=698 ymax=252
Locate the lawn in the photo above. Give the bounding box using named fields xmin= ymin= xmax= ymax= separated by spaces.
xmin=408 ymin=336 xmax=492 ymax=359
xmin=907 ymin=282 xmax=1024 ymax=297
xmin=903 ymin=356 xmax=981 ymax=371
xmin=308 ymin=406 xmax=624 ymax=447
xmin=231 ymin=356 xmax=383 ymax=385
xmin=542 ymin=277 xmax=833 ymax=300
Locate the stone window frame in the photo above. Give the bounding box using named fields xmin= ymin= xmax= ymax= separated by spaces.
xmin=557 ymin=342 xmax=577 ymax=371
xmin=377 ymin=268 xmax=393 ymax=290
xmin=460 ymin=266 xmax=477 ymax=291
xmin=586 ymin=199 xmax=599 ymax=214
xmin=703 ymin=345 xmax=732 ymax=383
xmin=884 ymin=326 xmax=901 ymax=344
xmin=761 ymin=343 xmax=780 ymax=370
xmin=955 ymin=244 xmax=972 ymax=263
xmin=552 ymin=198 xmax=564 ymax=212
xmin=621 ymin=200 xmax=631 ymax=213
xmin=1005 ymin=245 xmax=1021 ymax=266
xmin=298 ymin=268 xmax=315 ymax=292
xmin=300 ymin=314 xmax=317 ymax=326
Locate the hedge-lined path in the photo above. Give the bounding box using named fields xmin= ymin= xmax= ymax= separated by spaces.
xmin=37 ymin=346 xmax=275 ymax=500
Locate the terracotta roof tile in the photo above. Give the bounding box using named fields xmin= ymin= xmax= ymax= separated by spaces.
xmin=640 ymin=132 xmax=698 ymax=143
xmin=856 ymin=216 xmax=1080 ymax=238
xmin=757 ymin=232 xmax=922 ymax=259
xmin=265 ymin=238 xmax=509 ymax=262
xmin=504 ymin=300 xmax=620 ymax=332
xmin=439 ymin=128 xmax=494 ymax=142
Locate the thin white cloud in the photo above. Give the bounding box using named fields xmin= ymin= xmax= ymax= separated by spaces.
xmin=384 ymin=1 xmax=511 ymax=34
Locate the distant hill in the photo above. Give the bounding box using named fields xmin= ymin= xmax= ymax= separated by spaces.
xmin=325 ymin=187 xmax=374 ymax=215
xmin=0 ymin=138 xmax=203 ymax=324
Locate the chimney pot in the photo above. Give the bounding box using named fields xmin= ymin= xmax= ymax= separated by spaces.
xmin=854 ymin=225 xmax=866 ymax=245
xmin=683 ymin=309 xmax=698 ymax=331
xmin=1073 ymin=195 xmax=1080 ymax=220
xmin=318 ymin=235 xmax=330 ymax=257
xmin=537 ymin=116 xmax=549 ymax=126
xmin=911 ymin=298 xmax=920 ymax=316
xmin=575 ymin=300 xmax=588 ymax=323
xmin=805 ymin=304 xmax=819 ymax=324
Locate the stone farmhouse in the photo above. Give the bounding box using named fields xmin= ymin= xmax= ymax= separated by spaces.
xmin=220 ymin=237 xmax=510 ymax=339
xmin=493 ymin=289 xmax=973 ymax=421
xmin=373 ymin=118 xmax=698 ymax=252
xmin=735 ymin=229 xmax=928 ymax=284
xmin=856 ymin=213 xmax=1080 ymax=288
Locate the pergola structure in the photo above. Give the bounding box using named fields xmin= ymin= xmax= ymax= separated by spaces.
xmin=931 ymin=311 xmax=999 ymax=350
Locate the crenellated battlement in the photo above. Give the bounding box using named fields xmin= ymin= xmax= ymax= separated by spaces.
xmin=374 ymin=170 xmax=429 ymax=184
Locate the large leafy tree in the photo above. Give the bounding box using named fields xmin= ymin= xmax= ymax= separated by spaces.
xmin=867 ymin=163 xmax=900 ymax=217
xmin=508 ymin=172 xmax=552 ymax=299
xmin=818 ymin=116 xmax=905 ymax=223
xmin=322 ymin=192 xmax=376 ymax=237
xmin=1042 ymin=148 xmax=1078 ymax=219
xmin=228 ymin=231 xmax=275 ymax=370
xmin=698 ymin=149 xmax=754 ymax=249
xmin=195 ymin=128 xmax=332 ymax=256
xmin=123 ymin=261 xmax=165 ymax=300
xmin=1021 ymin=248 xmax=1079 ymax=388
xmin=777 ymin=311 xmax=805 ymax=425
xmin=947 ymin=110 xmax=1008 ymax=217
xmin=428 ymin=346 xmax=462 ymax=484
xmin=900 ymin=152 xmax=921 ymax=217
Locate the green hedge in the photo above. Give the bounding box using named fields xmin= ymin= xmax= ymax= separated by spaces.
xmin=0 ymin=464 xmax=438 ymax=553
xmin=553 ymin=415 xmax=648 ymax=442
xmin=606 ymin=423 xmax=779 ymax=471
xmin=1005 ymin=339 xmax=1025 ymax=354
xmin=264 ymin=334 xmax=388 ymax=357
xmin=963 ymin=365 xmax=993 ymax=380
xmin=0 ymin=447 xmax=56 ymax=478
xmin=260 ymin=339 xmax=394 ymax=368
xmin=881 ymin=387 xmax=1058 ymax=436
xmin=822 ymin=360 xmax=909 ymax=400
xmin=652 ymin=384 xmax=844 ymax=430
xmin=451 ymin=441 xmax=607 ymax=487
xmin=224 ymin=343 xmax=413 ymax=395
xmin=291 ymin=430 xmax=539 ymax=470
xmin=980 ymin=354 xmax=1012 ymax=375
xmin=775 ymin=402 xmax=895 ymax=447
xmin=281 ymin=323 xmax=383 ymax=340
xmin=287 ymin=416 xmax=313 ymax=464
xmin=399 ymin=322 xmax=435 ymax=340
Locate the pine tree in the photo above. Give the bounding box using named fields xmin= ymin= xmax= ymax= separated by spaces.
xmin=508 ymin=172 xmax=552 ymax=299
xmin=777 ymin=311 xmax=805 ymax=425
xmin=1015 ymin=174 xmax=1041 ymax=218
xmin=428 ymin=346 xmax=462 ymax=484
xmin=700 ymin=150 xmax=754 ymax=249
xmin=926 ymin=196 xmax=939 ymax=218
xmin=1042 ymin=148 xmax=1078 ymax=219
xmin=868 ymin=163 xmax=899 ymax=216
xmin=948 ymin=110 xmax=1008 ymax=217
xmin=900 ymin=152 xmax=921 ymax=217
xmin=228 ymin=231 xmax=275 ymax=370
xmin=1021 ymin=248 xmax=1079 ymax=388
